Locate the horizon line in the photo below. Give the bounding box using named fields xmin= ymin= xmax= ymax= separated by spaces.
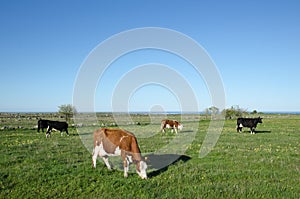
xmin=1 ymin=111 xmax=300 ymax=114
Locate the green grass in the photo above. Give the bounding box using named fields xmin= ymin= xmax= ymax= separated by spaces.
xmin=0 ymin=114 xmax=299 ymax=198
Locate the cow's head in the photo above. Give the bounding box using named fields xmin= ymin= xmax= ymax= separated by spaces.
xmin=178 ymin=123 xmax=183 ymax=131
xmin=136 ymin=160 xmax=147 ymax=179
xmin=257 ymin=117 xmax=263 ymax=123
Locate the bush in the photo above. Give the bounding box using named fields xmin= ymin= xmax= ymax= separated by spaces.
xmin=222 ymin=106 xmax=247 ymax=120
xmin=58 ymin=104 xmax=77 ymax=122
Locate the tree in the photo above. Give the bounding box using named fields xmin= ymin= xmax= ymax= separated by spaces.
xmin=204 ymin=106 xmax=219 ymax=115
xmin=208 ymin=106 xmax=219 ymax=115
xmin=251 ymin=110 xmax=258 ymax=114
xmin=222 ymin=105 xmax=246 ymax=120
xmin=204 ymin=106 xmax=220 ymax=119
xmin=58 ymin=104 xmax=77 ymax=122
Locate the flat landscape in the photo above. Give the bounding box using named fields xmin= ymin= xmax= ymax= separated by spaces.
xmin=0 ymin=113 xmax=299 ymax=198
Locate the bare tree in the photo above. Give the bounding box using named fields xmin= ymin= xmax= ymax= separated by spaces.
xmin=221 ymin=105 xmax=247 ymax=120
xmin=204 ymin=106 xmax=220 ymax=119
xmin=58 ymin=104 xmax=77 ymax=122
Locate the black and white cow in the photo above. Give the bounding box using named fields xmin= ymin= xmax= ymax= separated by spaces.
xmin=44 ymin=120 xmax=69 ymax=138
xmin=236 ymin=117 xmax=263 ymax=134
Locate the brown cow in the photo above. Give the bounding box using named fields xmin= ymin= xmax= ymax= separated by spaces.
xmin=160 ymin=119 xmax=183 ymax=134
xmin=92 ymin=128 xmax=147 ymax=179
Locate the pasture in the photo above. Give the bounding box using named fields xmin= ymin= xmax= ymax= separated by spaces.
xmin=0 ymin=113 xmax=299 ymax=198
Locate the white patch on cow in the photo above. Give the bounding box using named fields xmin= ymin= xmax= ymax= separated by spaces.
xmin=92 ymin=145 xmax=101 ymax=168
xmin=137 ymin=161 xmax=148 ymax=179
xmin=98 ymin=143 xmax=107 ymax=156
xmin=239 ymin=123 xmax=243 ymax=128
xmin=120 ymin=135 xmax=127 ymax=143
xmin=124 ymin=155 xmax=131 ymax=178
xmin=102 ymin=156 xmax=112 ymax=170
xmin=124 ymin=166 xmax=129 ymax=178
xmin=95 ymin=143 xmax=121 ymax=157
xmin=166 ymin=124 xmax=171 ymax=129
xmin=114 ymin=146 xmax=121 ymax=156
xmin=126 ymin=155 xmax=133 ymax=163
xmin=92 ymin=146 xmax=100 ymax=168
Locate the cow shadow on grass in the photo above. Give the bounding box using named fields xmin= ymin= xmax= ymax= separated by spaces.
xmin=180 ymin=130 xmax=194 ymax=133
xmin=255 ymin=130 xmax=272 ymax=134
xmin=146 ymin=154 xmax=191 ymax=178
xmin=243 ymin=130 xmax=272 ymax=134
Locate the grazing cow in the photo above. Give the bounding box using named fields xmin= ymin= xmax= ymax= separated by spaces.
xmin=45 ymin=120 xmax=69 ymax=138
xmin=236 ymin=117 xmax=263 ymax=134
xmin=37 ymin=119 xmax=50 ymax=132
xmin=160 ymin=119 xmax=183 ymax=134
xmin=92 ymin=128 xmax=147 ymax=179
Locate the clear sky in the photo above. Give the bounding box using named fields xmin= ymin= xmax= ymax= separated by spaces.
xmin=0 ymin=0 xmax=299 ymax=112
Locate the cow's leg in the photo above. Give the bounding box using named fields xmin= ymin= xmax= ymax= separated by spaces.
xmin=161 ymin=124 xmax=166 ymax=133
xmin=237 ymin=126 xmax=242 ymax=133
xmin=92 ymin=146 xmax=100 ymax=168
xmin=123 ymin=159 xmax=129 ymax=178
xmin=174 ymin=127 xmax=178 ymax=134
xmin=251 ymin=128 xmax=255 ymax=134
xmin=121 ymin=152 xmax=130 ymax=178
xmin=102 ymin=156 xmax=112 ymax=170
xmin=237 ymin=123 xmax=243 ymax=133
xmin=46 ymin=126 xmax=52 ymax=138
xmin=65 ymin=128 xmax=69 ymax=136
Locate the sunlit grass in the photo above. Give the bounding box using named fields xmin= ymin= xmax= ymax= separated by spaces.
xmin=0 ymin=114 xmax=299 ymax=198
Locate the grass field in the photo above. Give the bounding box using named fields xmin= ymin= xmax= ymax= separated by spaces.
xmin=0 ymin=113 xmax=299 ymax=198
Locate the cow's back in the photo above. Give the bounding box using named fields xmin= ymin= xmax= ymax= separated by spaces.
xmin=49 ymin=121 xmax=68 ymax=128
xmin=38 ymin=119 xmax=49 ymax=127
xmin=94 ymin=128 xmax=141 ymax=160
xmin=161 ymin=119 xmax=175 ymax=126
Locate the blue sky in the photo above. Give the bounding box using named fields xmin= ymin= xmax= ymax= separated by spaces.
xmin=0 ymin=0 xmax=299 ymax=112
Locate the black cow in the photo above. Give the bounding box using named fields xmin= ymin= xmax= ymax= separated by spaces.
xmin=37 ymin=119 xmax=69 ymax=138
xmin=37 ymin=119 xmax=50 ymax=132
xmin=45 ymin=120 xmax=69 ymax=138
xmin=236 ymin=117 xmax=263 ymax=134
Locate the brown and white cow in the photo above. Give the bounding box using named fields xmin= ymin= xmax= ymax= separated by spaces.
xmin=160 ymin=119 xmax=183 ymax=134
xmin=92 ymin=128 xmax=147 ymax=179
